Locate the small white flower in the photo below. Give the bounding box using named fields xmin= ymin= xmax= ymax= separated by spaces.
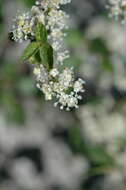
xmin=12 ymin=12 xmax=35 ymax=42
xmin=33 ymin=67 xmax=41 ymax=76
xmin=50 ymin=68 xmax=59 ymax=77
xmin=59 ymin=68 xmax=74 ymax=89
xmin=74 ymin=79 xmax=85 ymax=93
xmin=42 ymin=83 xmax=53 ymax=100
xmin=107 ymin=0 xmax=126 ymax=23
xmin=47 ymin=9 xmax=69 ymax=30
xmin=34 ymin=65 xmax=48 ymax=83
xmin=57 ymin=50 xmax=70 ymax=64
xmin=52 ymin=41 xmax=62 ymax=51
xmin=58 ymin=93 xmax=69 ymax=108
xmin=50 ymin=28 xmax=65 ymax=38
xmin=40 ymin=0 xmax=71 ymax=9
xmin=31 ymin=6 xmax=45 ymax=24
xmin=67 ymin=95 xmax=79 ymax=109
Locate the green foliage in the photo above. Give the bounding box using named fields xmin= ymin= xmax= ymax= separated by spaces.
xmin=35 ymin=23 xmax=47 ymax=43
xmin=2 ymin=93 xmax=25 ymax=125
xmin=67 ymin=124 xmax=115 ymax=174
xmin=89 ymin=38 xmax=109 ymax=56
xmin=21 ymin=42 xmax=40 ymax=61
xmin=21 ymin=0 xmax=35 ymax=7
xmin=35 ymin=23 xmax=53 ymax=70
xmin=21 ymin=23 xmax=53 ymax=70
xmin=39 ymin=43 xmax=53 ymax=70
xmin=88 ymin=38 xmax=113 ymax=71
xmin=0 ymin=62 xmax=25 ymax=124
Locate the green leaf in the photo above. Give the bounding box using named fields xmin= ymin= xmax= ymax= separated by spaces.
xmin=67 ymin=125 xmax=114 ymax=168
xmin=21 ymin=42 xmax=40 ymax=61
xmin=89 ymin=38 xmax=110 ymax=56
xmin=86 ymin=146 xmax=114 ymax=166
xmin=22 ymin=0 xmax=35 ymax=7
xmin=35 ymin=23 xmax=47 ymax=43
xmin=2 ymin=93 xmax=25 ymax=125
xmin=39 ymin=43 xmax=53 ymax=70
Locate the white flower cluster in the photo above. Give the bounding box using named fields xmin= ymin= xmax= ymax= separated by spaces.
xmin=11 ymin=12 xmax=35 ymax=43
xmin=34 ymin=66 xmax=85 ymax=110
xmin=107 ymin=0 xmax=126 ymax=23
xmin=12 ymin=0 xmax=70 ymax=63
xmin=35 ymin=0 xmax=70 ymax=65
xmin=36 ymin=0 xmax=71 ymax=10
xmin=11 ymin=0 xmax=85 ymax=110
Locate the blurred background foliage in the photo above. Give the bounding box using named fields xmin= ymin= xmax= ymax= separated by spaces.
xmin=0 ymin=0 xmax=126 ymax=190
